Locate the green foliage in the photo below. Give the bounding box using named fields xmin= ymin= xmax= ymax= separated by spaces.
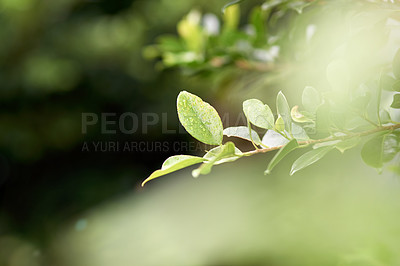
xmin=143 ymin=0 xmax=400 ymax=185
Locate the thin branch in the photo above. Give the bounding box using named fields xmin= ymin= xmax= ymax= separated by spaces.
xmin=242 ymin=123 xmax=400 ymax=157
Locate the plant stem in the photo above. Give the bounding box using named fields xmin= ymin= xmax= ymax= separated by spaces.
xmin=242 ymin=123 xmax=400 ymax=157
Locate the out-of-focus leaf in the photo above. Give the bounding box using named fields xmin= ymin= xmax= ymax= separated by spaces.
xmin=223 ymin=3 xmax=240 ymax=30
xmin=335 ymin=138 xmax=360 ymax=153
xmin=203 ymin=143 xmax=242 ymax=165
xmin=290 ymin=146 xmax=334 ymax=175
xmin=142 ymin=155 xmax=205 ymax=186
xmin=391 ymin=94 xmax=400 ymax=109
xmin=177 ymin=91 xmax=223 ymax=145
xmin=265 ymin=139 xmax=298 ymax=174
xmin=222 ymin=0 xmax=244 ymax=13
xmin=361 ymin=133 xmax=398 ymax=169
xmin=223 ymin=126 xmax=261 ymax=145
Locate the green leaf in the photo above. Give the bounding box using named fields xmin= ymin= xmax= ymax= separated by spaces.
xmin=361 ymin=133 xmax=398 ymax=169
xmin=142 ymin=155 xmax=205 ymax=186
xmin=290 ymin=146 xmax=334 ymax=175
xmin=335 ymin=138 xmax=360 ymax=153
xmin=223 ymin=1 xmax=240 ymax=30
xmin=222 ymin=0 xmax=244 ymax=13
xmin=192 ymin=142 xmax=239 ymax=177
xmin=302 ymin=86 xmax=321 ymax=113
xmin=391 ymin=94 xmax=400 ymax=109
xmin=291 ymin=106 xmax=314 ymax=123
xmin=177 ymin=91 xmax=223 ymax=145
xmin=265 ymin=139 xmax=298 ymax=175
xmin=393 ymin=48 xmax=400 ymax=80
xmin=223 ymin=126 xmax=261 ymax=145
xmin=203 ymin=143 xmax=242 ymax=165
xmin=276 ymin=91 xmax=292 ymax=133
xmin=275 ymin=115 xmax=285 ymax=132
xmin=243 ymin=99 xmax=275 ymax=129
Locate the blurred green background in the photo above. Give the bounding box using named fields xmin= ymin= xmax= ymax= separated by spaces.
xmin=1 ymin=0 xmax=400 ymax=265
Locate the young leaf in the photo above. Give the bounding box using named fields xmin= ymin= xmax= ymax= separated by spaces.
xmin=276 ymin=91 xmax=292 ymax=134
xmin=290 ymin=146 xmax=334 ymax=175
xmin=177 ymin=91 xmax=223 ymax=145
xmin=291 ymin=106 xmax=314 ymax=123
xmin=302 ymin=86 xmax=321 ymax=113
xmin=275 ymin=115 xmax=285 ymax=132
xmin=243 ymin=99 xmax=275 ymax=129
xmin=192 ymin=142 xmax=238 ymax=177
xmin=393 ymin=48 xmax=400 ymax=80
xmin=223 ymin=126 xmax=261 ymax=145
xmin=265 ymin=139 xmax=299 ymax=175
xmin=142 ymin=155 xmax=205 ymax=186
xmin=391 ymin=94 xmax=400 ymax=109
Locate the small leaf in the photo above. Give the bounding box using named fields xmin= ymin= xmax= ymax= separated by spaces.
xmin=291 ymin=106 xmax=314 ymax=123
xmin=276 ymin=91 xmax=292 ymax=133
xmin=243 ymin=99 xmax=275 ymax=129
xmin=393 ymin=48 xmax=400 ymax=80
xmin=290 ymin=146 xmax=334 ymax=175
xmin=302 ymin=86 xmax=321 ymax=113
xmin=223 ymin=126 xmax=261 ymax=145
xmin=192 ymin=142 xmax=238 ymax=177
xmin=335 ymin=138 xmax=360 ymax=153
xmin=177 ymin=91 xmax=223 ymax=145
xmin=142 ymin=155 xmax=205 ymax=186
xmin=275 ymin=115 xmax=285 ymax=132
xmin=391 ymin=94 xmax=400 ymax=109
xmin=265 ymin=139 xmax=298 ymax=175
xmin=262 ymin=130 xmax=289 ymax=148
